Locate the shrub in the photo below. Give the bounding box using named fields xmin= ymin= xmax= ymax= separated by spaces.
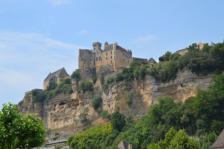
xmin=47 ymin=80 xmax=57 ymax=90
xmin=31 ymin=89 xmax=46 ymax=102
xmin=92 ymin=96 xmax=102 ymax=110
xmin=92 ymin=76 xmax=97 ymax=84
xmin=101 ymin=110 xmax=111 ymax=119
xmin=77 ymin=80 xmax=94 ymax=93
xmin=111 ymin=111 xmax=126 ymax=132
xmin=68 ymin=123 xmax=118 ymax=149
xmin=71 ymin=70 xmax=81 ymax=82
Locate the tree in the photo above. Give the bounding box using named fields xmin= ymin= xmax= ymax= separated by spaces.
xmin=111 ymin=111 xmax=126 ymax=131
xmin=47 ymin=80 xmax=57 ymax=90
xmin=71 ymin=70 xmax=81 ymax=83
xmin=0 ymin=103 xmax=46 ymax=149
xmin=169 ymin=130 xmax=200 ymax=149
xmin=92 ymin=96 xmax=102 ymax=110
xmin=159 ymin=51 xmax=172 ymax=61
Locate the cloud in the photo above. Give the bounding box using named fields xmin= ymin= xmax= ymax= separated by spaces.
xmin=0 ymin=31 xmax=83 ymax=105
xmin=134 ymin=34 xmax=155 ymax=44
xmin=48 ymin=0 xmax=70 ymax=6
xmin=79 ymin=30 xmax=88 ymax=35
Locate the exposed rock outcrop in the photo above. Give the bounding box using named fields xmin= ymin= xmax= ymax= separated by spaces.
xmin=18 ymin=69 xmax=213 ymax=141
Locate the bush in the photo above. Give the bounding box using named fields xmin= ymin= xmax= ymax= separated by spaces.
xmin=32 ymin=78 xmax=73 ymax=103
xmin=71 ymin=70 xmax=81 ymax=82
xmin=92 ymin=76 xmax=97 ymax=84
xmin=68 ymin=123 xmax=119 ymax=149
xmin=31 ymin=89 xmax=46 ymax=102
xmin=147 ymin=128 xmax=200 ymax=149
xmin=47 ymin=80 xmax=57 ymax=90
xmin=92 ymin=96 xmax=102 ymax=110
xmin=111 ymin=111 xmax=126 ymax=132
xmin=78 ymin=80 xmax=94 ymax=93
xmin=101 ymin=110 xmax=111 ymax=119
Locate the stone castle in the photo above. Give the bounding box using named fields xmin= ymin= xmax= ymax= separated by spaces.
xmin=79 ymin=42 xmax=145 ymax=73
xmin=43 ymin=42 xmax=150 ymax=89
xmin=44 ymin=68 xmax=69 ymax=90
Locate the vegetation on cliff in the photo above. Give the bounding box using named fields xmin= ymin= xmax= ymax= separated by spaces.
xmin=31 ymin=78 xmax=73 ymax=102
xmin=77 ymin=80 xmax=94 ymax=93
xmin=104 ymin=42 xmax=224 ymax=87
xmin=150 ymin=42 xmax=224 ymax=81
xmin=0 ymin=103 xmax=46 ymax=149
xmin=68 ymin=73 xmax=224 ymax=149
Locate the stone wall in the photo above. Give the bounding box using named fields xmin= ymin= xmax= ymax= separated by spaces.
xmin=79 ymin=49 xmax=95 ymax=73
xmin=79 ymin=42 xmax=133 ymax=74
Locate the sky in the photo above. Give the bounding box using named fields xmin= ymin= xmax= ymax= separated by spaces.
xmin=0 ymin=0 xmax=224 ymax=107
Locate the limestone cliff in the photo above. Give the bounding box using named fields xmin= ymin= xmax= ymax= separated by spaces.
xmin=18 ymin=69 xmax=213 ymax=142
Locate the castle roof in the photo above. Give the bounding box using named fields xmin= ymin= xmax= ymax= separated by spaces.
xmin=210 ymin=129 xmax=224 ymax=149
xmin=44 ymin=67 xmax=69 ymax=81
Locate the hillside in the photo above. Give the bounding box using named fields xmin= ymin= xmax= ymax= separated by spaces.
xmin=18 ymin=41 xmax=224 ymax=146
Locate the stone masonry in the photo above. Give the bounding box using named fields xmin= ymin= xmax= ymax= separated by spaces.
xmin=79 ymin=42 xmax=133 ymax=73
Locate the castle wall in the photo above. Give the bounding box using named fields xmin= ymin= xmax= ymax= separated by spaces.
xmin=114 ymin=48 xmax=132 ymax=70
xmin=79 ymin=42 xmax=132 ymax=73
xmin=79 ymin=50 xmax=95 ymax=73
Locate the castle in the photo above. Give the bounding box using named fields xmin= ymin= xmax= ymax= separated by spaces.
xmin=43 ymin=42 xmax=148 ymax=90
xmin=43 ymin=68 xmax=69 ymax=90
xmin=79 ymin=42 xmax=138 ymax=73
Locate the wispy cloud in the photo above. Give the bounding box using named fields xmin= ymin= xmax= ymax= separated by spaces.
xmin=134 ymin=34 xmax=155 ymax=44
xmin=48 ymin=0 xmax=70 ymax=6
xmin=0 ymin=31 xmax=83 ymax=105
xmin=79 ymin=30 xmax=88 ymax=35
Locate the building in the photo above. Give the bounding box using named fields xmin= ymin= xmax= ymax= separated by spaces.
xmin=210 ymin=129 xmax=224 ymax=149
xmin=79 ymin=42 xmax=133 ymax=73
xmin=43 ymin=68 xmax=69 ymax=90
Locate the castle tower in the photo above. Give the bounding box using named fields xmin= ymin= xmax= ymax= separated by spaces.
xmin=93 ymin=42 xmax=102 ymax=52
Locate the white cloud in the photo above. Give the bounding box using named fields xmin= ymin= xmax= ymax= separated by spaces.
xmin=0 ymin=31 xmax=83 ymax=105
xmin=79 ymin=30 xmax=88 ymax=35
xmin=48 ymin=0 xmax=70 ymax=6
xmin=134 ymin=34 xmax=155 ymax=44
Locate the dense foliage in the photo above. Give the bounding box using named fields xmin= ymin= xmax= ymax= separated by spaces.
xmin=68 ymin=73 xmax=224 ymax=149
xmin=151 ymin=42 xmax=224 ymax=81
xmin=31 ymin=78 xmax=73 ymax=102
xmin=104 ymin=61 xmax=149 ymax=89
xmin=77 ymin=80 xmax=94 ymax=93
xmin=71 ymin=70 xmax=81 ymax=83
xmin=147 ymin=128 xmax=200 ymax=149
xmin=111 ymin=111 xmax=126 ymax=132
xmin=92 ymin=96 xmax=102 ymax=110
xmin=0 ymin=103 xmax=46 ymax=149
xmin=68 ymin=123 xmax=119 ymax=149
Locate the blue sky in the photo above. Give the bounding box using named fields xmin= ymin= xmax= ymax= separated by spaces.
xmin=0 ymin=0 xmax=224 ymax=106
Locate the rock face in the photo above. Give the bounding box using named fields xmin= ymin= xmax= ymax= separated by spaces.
xmin=18 ymin=70 xmax=213 ymax=140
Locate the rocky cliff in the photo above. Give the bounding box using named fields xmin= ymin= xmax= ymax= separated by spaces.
xmin=18 ymin=69 xmax=213 ymax=141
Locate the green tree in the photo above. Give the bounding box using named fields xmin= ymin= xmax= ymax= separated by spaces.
xmin=92 ymin=96 xmax=102 ymax=110
xmin=0 ymin=103 xmax=46 ymax=149
xmin=71 ymin=70 xmax=81 ymax=83
xmin=47 ymin=80 xmax=57 ymax=90
xmin=169 ymin=130 xmax=200 ymax=149
xmin=159 ymin=51 xmax=172 ymax=61
xmin=111 ymin=111 xmax=126 ymax=131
